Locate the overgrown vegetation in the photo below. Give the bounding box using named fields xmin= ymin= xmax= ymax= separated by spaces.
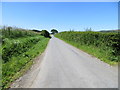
xmin=2 ymin=26 xmax=39 ymax=39
xmin=1 ymin=26 xmax=50 ymax=89
xmin=55 ymin=31 xmax=120 ymax=65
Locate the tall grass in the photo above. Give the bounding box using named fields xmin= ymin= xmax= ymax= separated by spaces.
xmin=2 ymin=26 xmax=40 ymax=39
xmin=55 ymin=31 xmax=120 ymax=64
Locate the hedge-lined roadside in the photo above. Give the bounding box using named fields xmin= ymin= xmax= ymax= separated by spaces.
xmin=2 ymin=36 xmax=43 ymax=63
xmin=55 ymin=31 xmax=120 ymax=65
xmin=1 ymin=27 xmax=50 ymax=89
xmin=2 ymin=36 xmax=49 ymax=89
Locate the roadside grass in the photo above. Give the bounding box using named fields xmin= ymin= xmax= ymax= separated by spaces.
xmin=0 ymin=59 xmax=1 ymax=90
xmin=55 ymin=36 xmax=118 ymax=65
xmin=2 ymin=36 xmax=49 ymax=89
xmin=0 ymin=34 xmax=2 ymax=90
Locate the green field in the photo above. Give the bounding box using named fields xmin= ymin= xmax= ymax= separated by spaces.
xmin=55 ymin=31 xmax=120 ymax=65
xmin=1 ymin=27 xmax=50 ymax=89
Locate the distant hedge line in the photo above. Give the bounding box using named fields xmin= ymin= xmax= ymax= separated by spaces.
xmin=55 ymin=31 xmax=120 ymax=62
xmin=2 ymin=26 xmax=40 ymax=39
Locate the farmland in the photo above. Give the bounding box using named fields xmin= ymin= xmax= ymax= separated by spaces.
xmin=1 ymin=27 xmax=50 ymax=88
xmin=55 ymin=31 xmax=120 ymax=65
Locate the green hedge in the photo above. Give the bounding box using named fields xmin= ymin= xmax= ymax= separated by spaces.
xmin=1 ymin=27 xmax=50 ymax=89
xmin=2 ymin=36 xmax=43 ymax=63
xmin=55 ymin=31 xmax=120 ymax=62
xmin=1 ymin=27 xmax=39 ymax=39
xmin=2 ymin=36 xmax=49 ymax=88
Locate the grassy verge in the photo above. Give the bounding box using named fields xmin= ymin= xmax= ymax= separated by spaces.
xmin=55 ymin=36 xmax=118 ymax=65
xmin=2 ymin=36 xmax=49 ymax=89
xmin=0 ymin=59 xmax=1 ymax=90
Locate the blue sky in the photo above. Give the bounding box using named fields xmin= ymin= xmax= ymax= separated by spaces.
xmin=2 ymin=2 xmax=118 ymax=32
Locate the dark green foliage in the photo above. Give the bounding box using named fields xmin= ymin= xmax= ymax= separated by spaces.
xmin=51 ymin=29 xmax=58 ymax=34
xmin=32 ymin=29 xmax=41 ymax=33
xmin=55 ymin=31 xmax=120 ymax=62
xmin=41 ymin=30 xmax=51 ymax=38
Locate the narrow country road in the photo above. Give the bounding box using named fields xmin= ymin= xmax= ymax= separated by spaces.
xmin=11 ymin=36 xmax=118 ymax=88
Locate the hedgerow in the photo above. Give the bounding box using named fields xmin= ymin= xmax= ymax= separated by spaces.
xmin=55 ymin=31 xmax=120 ymax=63
xmin=2 ymin=26 xmax=39 ymax=39
xmin=1 ymin=27 xmax=50 ymax=89
xmin=2 ymin=36 xmax=42 ymax=63
xmin=2 ymin=36 xmax=49 ymax=88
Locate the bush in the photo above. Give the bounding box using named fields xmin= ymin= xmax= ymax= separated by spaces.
xmin=41 ymin=30 xmax=51 ymax=38
xmin=51 ymin=29 xmax=58 ymax=34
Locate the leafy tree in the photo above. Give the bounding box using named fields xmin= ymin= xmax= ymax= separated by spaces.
xmin=51 ymin=29 xmax=58 ymax=34
xmin=41 ymin=30 xmax=51 ymax=38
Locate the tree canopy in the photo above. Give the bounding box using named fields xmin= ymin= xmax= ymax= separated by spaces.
xmin=51 ymin=29 xmax=58 ymax=34
xmin=41 ymin=30 xmax=51 ymax=38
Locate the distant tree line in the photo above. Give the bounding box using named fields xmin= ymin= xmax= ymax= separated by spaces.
xmin=51 ymin=29 xmax=58 ymax=34
xmin=1 ymin=26 xmax=58 ymax=39
xmin=32 ymin=28 xmax=58 ymax=38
